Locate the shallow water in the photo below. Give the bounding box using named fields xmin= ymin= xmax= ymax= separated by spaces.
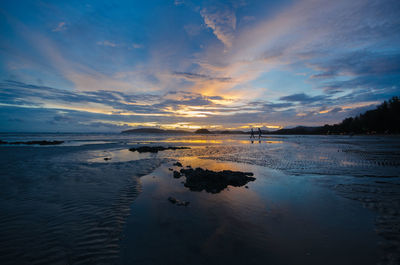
xmin=0 ymin=133 xmax=399 ymax=264
xmin=121 ymin=158 xmax=379 ymax=265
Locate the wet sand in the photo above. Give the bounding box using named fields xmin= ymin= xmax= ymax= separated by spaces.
xmin=0 ymin=134 xmax=399 ymax=264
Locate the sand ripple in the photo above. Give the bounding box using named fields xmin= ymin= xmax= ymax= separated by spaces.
xmin=0 ymin=147 xmax=165 ymax=265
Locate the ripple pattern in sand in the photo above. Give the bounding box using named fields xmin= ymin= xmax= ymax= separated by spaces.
xmin=0 ymin=154 xmax=165 ymax=265
xmin=172 ymin=136 xmax=400 ymax=177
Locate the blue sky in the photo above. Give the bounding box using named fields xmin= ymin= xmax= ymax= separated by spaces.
xmin=1 ymin=0 xmax=399 ymax=132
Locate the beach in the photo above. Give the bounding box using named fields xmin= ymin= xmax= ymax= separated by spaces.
xmin=0 ymin=133 xmax=399 ymax=265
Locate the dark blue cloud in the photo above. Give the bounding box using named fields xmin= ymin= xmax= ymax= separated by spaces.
xmin=310 ymin=52 xmax=400 ymax=79
xmin=173 ymin=72 xmax=232 ymax=82
xmin=322 ymin=75 xmax=400 ymax=95
xmin=279 ymin=93 xmax=327 ymax=103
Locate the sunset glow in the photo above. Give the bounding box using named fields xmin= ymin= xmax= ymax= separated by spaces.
xmin=1 ymin=0 xmax=399 ymax=132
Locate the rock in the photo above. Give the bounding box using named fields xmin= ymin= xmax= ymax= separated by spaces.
xmin=245 ymin=186 xmax=249 ymax=189
xmin=180 ymin=201 xmax=190 ymax=206
xmin=173 ymin=171 xmax=181 ymax=178
xmin=168 ymin=168 xmax=173 ymax=171
xmin=0 ymin=140 xmax=64 ymax=145
xmin=179 ymin=167 xmax=255 ymax=193
xmin=168 ymin=197 xmax=177 ymax=204
xmin=104 ymin=157 xmax=111 ymax=161
xmin=173 ymin=162 xmax=183 ymax=167
xmin=128 ymin=146 xmax=190 ymax=153
xmin=195 ymin=129 xmax=212 ymax=134
xmin=167 ymin=197 xmax=189 ymax=206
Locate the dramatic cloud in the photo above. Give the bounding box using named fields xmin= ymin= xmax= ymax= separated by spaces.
xmin=200 ymin=6 xmax=236 ymax=48
xmin=309 ymin=52 xmax=400 ymax=79
xmin=0 ymin=0 xmax=399 ymax=131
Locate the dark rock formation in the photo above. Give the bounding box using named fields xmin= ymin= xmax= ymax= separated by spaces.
xmin=178 ymin=167 xmax=255 ymax=193
xmin=173 ymin=162 xmax=183 ymax=167
xmin=168 ymin=197 xmax=190 ymax=206
xmin=128 ymin=146 xmax=190 ymax=153
xmin=0 ymin=140 xmax=64 ymax=145
xmin=173 ymin=171 xmax=181 ymax=178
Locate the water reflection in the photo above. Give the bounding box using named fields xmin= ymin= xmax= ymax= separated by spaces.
xmin=121 ymin=158 xmax=380 ymax=265
xmin=266 ymin=140 xmax=283 ymax=144
xmin=87 ymin=149 xmax=153 ymax=162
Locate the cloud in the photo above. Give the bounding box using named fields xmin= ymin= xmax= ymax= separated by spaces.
xmin=132 ymin=43 xmax=143 ymax=49
xmin=184 ymin=24 xmax=203 ymax=36
xmin=262 ymin=102 xmax=294 ymax=109
xmin=328 ymin=107 xmax=342 ymax=114
xmin=220 ymin=0 xmax=400 ymax=94
xmin=309 ymin=52 xmax=400 ymax=79
xmin=0 ymin=80 xmax=256 ymax=119
xmin=0 ymin=79 xmax=386 ymax=131
xmin=322 ymin=75 xmax=400 ymax=93
xmin=97 ymin=40 xmax=117 ymax=47
xmin=174 ymin=0 xmax=185 ymax=6
xmin=173 ymin=72 xmax=232 ymax=82
xmin=279 ymin=93 xmax=326 ymax=103
xmin=2 ymin=0 xmax=399 ymax=131
xmin=241 ymin=16 xmax=255 ymax=23
xmin=52 ymin=22 xmax=67 ymax=32
xmin=208 ymin=96 xmax=223 ymax=100
xmin=200 ymin=6 xmax=236 ymax=48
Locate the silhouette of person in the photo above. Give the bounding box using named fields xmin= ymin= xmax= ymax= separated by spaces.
xmin=250 ymin=128 xmax=255 ymax=139
xmin=258 ymin=128 xmax=262 ymax=139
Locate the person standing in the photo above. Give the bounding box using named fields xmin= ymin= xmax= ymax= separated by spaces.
xmin=258 ymin=128 xmax=262 ymax=139
xmin=250 ymin=128 xmax=255 ymax=138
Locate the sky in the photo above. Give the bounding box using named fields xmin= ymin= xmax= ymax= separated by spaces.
xmin=0 ymin=0 xmax=399 ymax=132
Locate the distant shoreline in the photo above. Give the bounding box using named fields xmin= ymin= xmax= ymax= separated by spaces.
xmin=121 ymin=96 xmax=400 ymax=136
xmin=120 ymin=128 xmax=399 ymax=136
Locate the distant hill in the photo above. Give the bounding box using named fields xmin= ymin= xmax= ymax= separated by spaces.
xmin=213 ymin=130 xmax=247 ymax=134
xmin=121 ymin=128 xmax=190 ymax=134
xmin=269 ymin=126 xmax=323 ymax=135
xmin=121 ymin=128 xmax=247 ymax=134
xmin=244 ymin=130 xmax=271 ymax=134
xmin=195 ymin=129 xmax=212 ymax=134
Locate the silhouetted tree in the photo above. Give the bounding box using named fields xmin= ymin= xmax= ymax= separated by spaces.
xmin=270 ymin=96 xmax=400 ymax=135
xmin=328 ymin=96 xmax=400 ymax=134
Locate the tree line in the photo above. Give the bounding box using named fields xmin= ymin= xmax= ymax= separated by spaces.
xmin=270 ymin=96 xmax=400 ymax=135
